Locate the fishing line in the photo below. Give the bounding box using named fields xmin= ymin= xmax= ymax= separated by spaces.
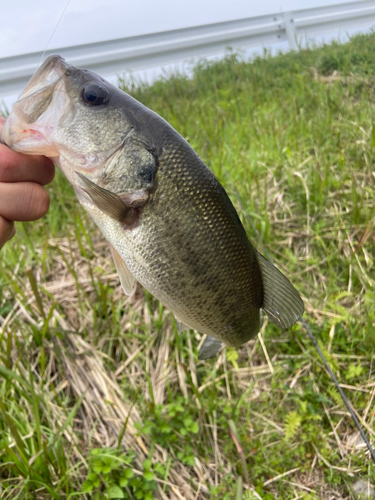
xmin=301 ymin=316 xmax=375 ymax=464
xmin=224 ymin=171 xmax=375 ymax=464
xmin=36 ymin=0 xmax=72 ymax=70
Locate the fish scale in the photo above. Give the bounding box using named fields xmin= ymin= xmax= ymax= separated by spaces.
xmin=120 ymin=135 xmax=264 ymax=346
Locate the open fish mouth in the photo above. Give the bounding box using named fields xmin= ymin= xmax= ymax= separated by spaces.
xmin=19 ymin=55 xmax=69 ymax=101
xmin=0 ymin=55 xmax=69 ymax=156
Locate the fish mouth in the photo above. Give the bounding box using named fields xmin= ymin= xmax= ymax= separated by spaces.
xmin=0 ymin=55 xmax=70 ymax=155
xmin=19 ymin=55 xmax=69 ymax=101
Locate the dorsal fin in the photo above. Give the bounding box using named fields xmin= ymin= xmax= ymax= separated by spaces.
xmin=255 ymin=251 xmax=304 ymax=329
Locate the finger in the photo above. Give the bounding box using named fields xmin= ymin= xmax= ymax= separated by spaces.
xmin=0 ymin=216 xmax=15 ymax=250
xmin=0 ymin=182 xmax=50 ymax=221
xmin=0 ymin=116 xmax=5 ymax=130
xmin=0 ymin=144 xmax=55 ymax=185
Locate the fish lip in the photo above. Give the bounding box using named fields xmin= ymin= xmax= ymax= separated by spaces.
xmin=0 ymin=123 xmax=47 ymax=147
xmin=19 ymin=54 xmax=69 ymax=101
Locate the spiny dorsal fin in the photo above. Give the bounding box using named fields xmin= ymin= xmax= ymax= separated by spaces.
xmin=198 ymin=335 xmax=223 ymax=360
xmin=109 ymin=244 xmax=136 ymax=296
xmin=255 ymin=251 xmax=304 ymax=329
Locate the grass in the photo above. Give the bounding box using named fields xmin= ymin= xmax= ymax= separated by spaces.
xmin=1 ymin=31 xmax=375 ymax=499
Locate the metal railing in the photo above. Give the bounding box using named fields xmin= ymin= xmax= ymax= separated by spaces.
xmin=1 ymin=0 xmax=375 ymax=97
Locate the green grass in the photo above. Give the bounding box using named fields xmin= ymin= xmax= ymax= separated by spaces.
xmin=1 ymin=32 xmax=375 ymax=499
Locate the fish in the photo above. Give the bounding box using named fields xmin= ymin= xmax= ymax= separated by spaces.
xmin=0 ymin=55 xmax=304 ymax=360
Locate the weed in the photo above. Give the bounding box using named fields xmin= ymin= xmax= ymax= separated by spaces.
xmin=81 ymin=449 xmax=158 ymax=500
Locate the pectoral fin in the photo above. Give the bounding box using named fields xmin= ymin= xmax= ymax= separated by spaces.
xmin=109 ymin=244 xmax=136 ymax=296
xmin=198 ymin=335 xmax=223 ymax=360
xmin=256 ymin=251 xmax=304 ymax=329
xmin=75 ymin=172 xmax=148 ymax=226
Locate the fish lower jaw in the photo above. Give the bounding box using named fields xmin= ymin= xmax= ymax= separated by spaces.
xmin=0 ymin=114 xmax=58 ymax=156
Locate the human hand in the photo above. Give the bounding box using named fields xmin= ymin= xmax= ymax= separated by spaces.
xmin=0 ymin=116 xmax=55 ymax=250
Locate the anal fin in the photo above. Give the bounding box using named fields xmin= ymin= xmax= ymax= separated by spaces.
xmin=198 ymin=335 xmax=223 ymax=360
xmin=255 ymin=251 xmax=304 ymax=329
xmin=109 ymin=244 xmax=136 ymax=296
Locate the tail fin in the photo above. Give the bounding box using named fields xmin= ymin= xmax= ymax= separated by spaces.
xmin=255 ymin=251 xmax=304 ymax=329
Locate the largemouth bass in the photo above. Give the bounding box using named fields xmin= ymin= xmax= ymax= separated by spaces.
xmin=1 ymin=55 xmax=304 ymax=359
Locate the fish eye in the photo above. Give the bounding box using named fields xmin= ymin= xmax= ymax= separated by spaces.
xmin=81 ymin=83 xmax=108 ymax=106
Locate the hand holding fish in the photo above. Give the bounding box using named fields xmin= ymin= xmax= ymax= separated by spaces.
xmin=0 ymin=116 xmax=55 ymax=250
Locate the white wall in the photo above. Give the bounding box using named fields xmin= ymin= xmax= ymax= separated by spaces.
xmin=1 ymin=1 xmax=374 ymax=110
xmin=0 ymin=0 xmax=360 ymax=58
